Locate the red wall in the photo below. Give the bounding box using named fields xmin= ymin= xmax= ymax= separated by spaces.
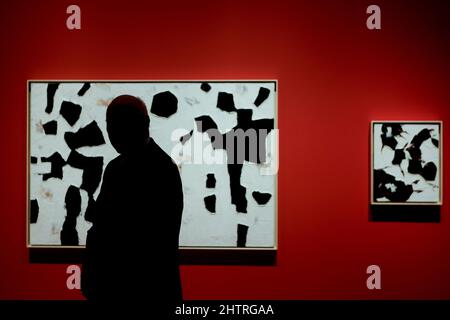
xmin=1 ymin=0 xmax=449 ymax=300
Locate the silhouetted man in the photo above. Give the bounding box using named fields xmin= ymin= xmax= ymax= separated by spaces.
xmin=81 ymin=95 xmax=183 ymax=315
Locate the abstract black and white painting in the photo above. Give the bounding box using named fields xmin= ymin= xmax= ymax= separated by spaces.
xmin=28 ymin=81 xmax=278 ymax=249
xmin=371 ymin=121 xmax=442 ymax=205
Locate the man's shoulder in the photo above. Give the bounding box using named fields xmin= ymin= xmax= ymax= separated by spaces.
xmin=148 ymin=139 xmax=177 ymax=167
xmin=104 ymin=154 xmax=123 ymax=173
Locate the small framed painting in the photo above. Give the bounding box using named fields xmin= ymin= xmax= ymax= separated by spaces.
xmin=371 ymin=121 xmax=443 ymax=205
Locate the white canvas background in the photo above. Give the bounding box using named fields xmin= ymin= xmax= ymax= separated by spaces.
xmin=29 ymin=82 xmax=277 ymax=248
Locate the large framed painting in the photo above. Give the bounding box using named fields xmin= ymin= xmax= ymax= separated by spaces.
xmin=371 ymin=121 xmax=443 ymax=205
xmin=27 ymin=81 xmax=278 ymax=250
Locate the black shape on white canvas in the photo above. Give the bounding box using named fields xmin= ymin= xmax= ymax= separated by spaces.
xmin=254 ymin=87 xmax=270 ymax=107
xmin=43 ymin=120 xmax=57 ymax=135
xmin=196 ymin=108 xmax=274 ymax=213
xmin=392 ymin=149 xmax=406 ymax=166
xmin=64 ymin=121 xmax=105 ymax=150
xmin=223 ymin=110 xmax=274 ymax=212
xmin=60 ymin=101 xmax=82 ymax=126
xmin=406 ymin=129 xmax=436 ymax=180
xmin=179 ymin=130 xmax=193 ymax=145
xmin=151 ymin=91 xmax=178 ymax=117
xmin=59 ymin=101 xmax=82 ymax=127
xmin=67 ymin=150 xmax=104 ymax=195
xmin=206 ymin=174 xmax=216 ymax=189
xmin=380 ymin=123 xmax=405 ymax=150
xmin=216 ymin=92 xmax=236 ymax=112
xmin=195 ymin=115 xmax=220 ymax=146
xmin=252 ymin=191 xmax=272 ymax=205
xmin=237 ymin=224 xmax=249 ymax=247
xmin=84 ymin=195 xmax=96 ymax=223
xmin=422 ymin=162 xmax=437 ymax=181
xmin=200 ymin=82 xmax=211 ymax=92
xmin=204 ymin=194 xmax=216 ymax=213
xmin=41 ymin=152 xmax=66 ymax=181
xmin=228 ymin=164 xmax=247 ymax=213
xmin=45 ymin=83 xmax=59 ymax=114
xmin=374 ymin=169 xmax=414 ymax=202
xmin=224 ymin=109 xmax=274 ymax=164
xmin=60 ymin=186 xmax=81 ymax=246
xmin=30 ymin=199 xmax=39 ymax=224
xmin=78 ymin=83 xmax=91 ymax=96
xmin=195 ymin=115 xmax=218 ymax=132
xmin=31 ymin=156 xmax=38 ymax=164
xmin=432 ymin=138 xmax=439 ymax=148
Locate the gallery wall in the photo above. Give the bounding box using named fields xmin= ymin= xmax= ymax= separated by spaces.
xmin=0 ymin=0 xmax=449 ymax=299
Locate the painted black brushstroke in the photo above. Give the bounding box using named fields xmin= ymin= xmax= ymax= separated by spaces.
xmin=237 ymin=224 xmax=249 ymax=248
xmin=254 ymin=87 xmax=270 ymax=107
xmin=408 ymin=159 xmax=423 ymax=175
xmin=60 ymin=101 xmax=82 ymax=126
xmin=81 ymin=157 xmax=104 ymax=195
xmin=432 ymin=138 xmax=439 ymax=148
xmin=252 ymin=191 xmax=272 ymax=205
xmin=422 ymin=162 xmax=437 ymax=181
xmin=31 ymin=156 xmax=38 ymax=164
xmin=150 ymin=91 xmax=178 ymax=117
xmin=64 ymin=121 xmax=105 ymax=150
xmin=380 ymin=123 xmax=404 ymax=150
xmin=407 ymin=145 xmax=421 ymax=160
xmin=381 ymin=123 xmax=404 ymax=137
xmin=223 ymin=109 xmax=274 ymax=164
xmin=43 ymin=120 xmax=57 ymax=135
xmin=373 ymin=169 xmax=414 ymax=202
xmin=179 ymin=130 xmax=193 ymax=145
xmin=67 ymin=150 xmax=104 ymax=195
xmin=204 ymin=194 xmax=216 ymax=213
xmin=196 ymin=109 xmax=274 ymax=213
xmin=392 ymin=149 xmax=406 ymax=165
xmin=406 ymin=128 xmax=437 ymax=180
xmin=405 ymin=129 xmax=431 ymax=167
xmin=84 ymin=194 xmax=96 ymax=223
xmin=379 ymin=124 xmax=439 ymax=188
xmin=41 ymin=152 xmax=66 ymax=180
xmin=228 ymin=164 xmax=247 ymax=213
xmin=60 ymin=186 xmax=81 ymax=246
xmin=78 ymin=83 xmax=91 ymax=96
xmin=216 ymin=92 xmax=236 ymax=112
xmin=410 ymin=128 xmax=432 ymax=147
xmin=30 ymin=199 xmax=39 ymax=224
xmin=381 ymin=135 xmax=398 ymax=150
xmin=200 ymin=82 xmax=211 ymax=92
xmin=407 ymin=129 xmax=433 ymax=159
xmin=45 ymin=83 xmax=59 ymax=114
xmin=195 ymin=115 xmax=221 ymax=147
xmin=206 ymin=174 xmax=216 ymax=188
xmin=195 ymin=115 xmax=218 ymax=132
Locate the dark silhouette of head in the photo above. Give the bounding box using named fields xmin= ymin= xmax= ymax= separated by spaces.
xmin=106 ymin=95 xmax=150 ymax=154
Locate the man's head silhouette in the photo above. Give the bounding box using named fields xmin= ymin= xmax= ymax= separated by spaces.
xmin=106 ymin=95 xmax=150 ymax=154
